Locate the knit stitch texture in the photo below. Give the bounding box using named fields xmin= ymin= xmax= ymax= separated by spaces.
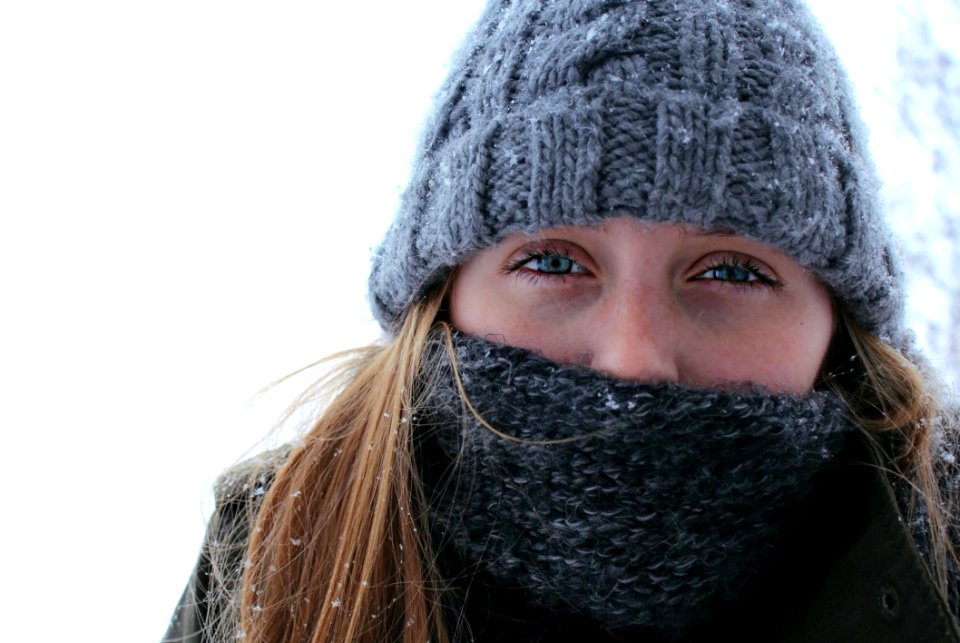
xmin=369 ymin=0 xmax=906 ymax=349
xmin=419 ymin=331 xmax=855 ymax=637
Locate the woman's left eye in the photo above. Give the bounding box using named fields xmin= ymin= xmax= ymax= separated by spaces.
xmin=690 ymin=257 xmax=780 ymax=288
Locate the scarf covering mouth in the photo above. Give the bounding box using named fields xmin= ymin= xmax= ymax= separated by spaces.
xmin=419 ymin=331 xmax=856 ymax=637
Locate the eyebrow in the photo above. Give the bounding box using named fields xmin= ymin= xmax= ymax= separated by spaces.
xmin=593 ymin=219 xmax=740 ymax=238
xmin=678 ymin=226 xmax=739 ymax=238
xmin=535 ymin=220 xmax=742 ymax=238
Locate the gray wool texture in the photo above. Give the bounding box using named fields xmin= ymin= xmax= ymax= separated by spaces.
xmin=421 ymin=332 xmax=855 ymax=636
xmin=369 ymin=0 xmax=907 ymax=349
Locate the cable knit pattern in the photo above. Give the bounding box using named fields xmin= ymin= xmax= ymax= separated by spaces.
xmin=420 ymin=332 xmax=855 ymax=637
xmin=368 ymin=0 xmax=906 ymax=350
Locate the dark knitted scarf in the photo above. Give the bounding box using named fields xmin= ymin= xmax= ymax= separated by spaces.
xmin=419 ymin=332 xmax=856 ymax=639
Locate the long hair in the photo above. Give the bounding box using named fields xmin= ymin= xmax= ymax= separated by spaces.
xmin=823 ymin=309 xmax=957 ymax=595
xmin=238 ymin=282 xmax=453 ymax=643
xmin=229 ymin=288 xmax=954 ymax=642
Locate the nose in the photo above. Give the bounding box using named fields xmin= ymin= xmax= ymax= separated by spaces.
xmin=587 ymin=288 xmax=680 ymax=383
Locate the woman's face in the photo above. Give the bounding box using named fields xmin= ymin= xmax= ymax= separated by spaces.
xmin=449 ymin=217 xmax=835 ymax=393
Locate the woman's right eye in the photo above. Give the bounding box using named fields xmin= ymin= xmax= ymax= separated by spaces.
xmin=502 ymin=245 xmax=591 ymax=282
xmin=500 ymin=240 xmax=596 ymax=284
xmin=519 ymin=253 xmax=586 ymax=275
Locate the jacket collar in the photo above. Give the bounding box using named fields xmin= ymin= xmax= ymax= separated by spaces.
xmin=779 ymin=434 xmax=959 ymax=642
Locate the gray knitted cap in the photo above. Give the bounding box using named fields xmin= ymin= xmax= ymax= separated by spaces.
xmin=369 ymin=0 xmax=906 ymax=347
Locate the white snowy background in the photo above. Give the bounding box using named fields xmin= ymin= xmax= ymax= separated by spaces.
xmin=0 ymin=1 xmax=956 ymax=641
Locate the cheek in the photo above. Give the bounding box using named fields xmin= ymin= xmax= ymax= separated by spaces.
xmin=787 ymin=301 xmax=836 ymax=388
xmin=448 ymin=266 xmax=496 ymax=336
xmin=685 ymin=296 xmax=834 ymax=393
xmin=449 ymin=262 xmax=540 ymax=342
xmin=449 ymin=264 xmax=594 ymax=360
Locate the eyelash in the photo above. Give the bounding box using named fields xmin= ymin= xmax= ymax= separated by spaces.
xmin=502 ymin=245 xmax=585 ymax=283
xmin=503 ymin=248 xmax=783 ymax=289
xmin=692 ymin=256 xmax=783 ymax=290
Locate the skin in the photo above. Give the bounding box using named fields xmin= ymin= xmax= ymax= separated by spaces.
xmin=449 ymin=217 xmax=835 ymax=394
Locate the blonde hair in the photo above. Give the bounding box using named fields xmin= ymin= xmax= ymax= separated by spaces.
xmin=823 ymin=310 xmax=956 ymax=595
xmin=217 ymin=293 xmax=954 ymax=642
xmin=232 ymin=283 xmax=453 ymax=643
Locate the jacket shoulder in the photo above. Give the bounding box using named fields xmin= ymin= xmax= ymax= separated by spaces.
xmin=936 ymin=406 xmax=960 ymax=618
xmin=213 ymin=444 xmax=295 ymax=510
xmin=162 ymin=444 xmax=295 ymax=643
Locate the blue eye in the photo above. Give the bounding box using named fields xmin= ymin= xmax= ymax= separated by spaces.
xmin=691 ymin=256 xmax=780 ymax=287
xmin=522 ymin=253 xmax=583 ymax=275
xmin=698 ymin=264 xmax=759 ymax=283
xmin=502 ymin=244 xmax=591 ymax=282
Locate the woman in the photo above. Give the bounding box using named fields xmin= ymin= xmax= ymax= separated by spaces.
xmin=164 ymin=0 xmax=960 ymax=641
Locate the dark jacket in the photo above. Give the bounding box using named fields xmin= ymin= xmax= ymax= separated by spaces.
xmin=163 ymin=434 xmax=960 ymax=642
